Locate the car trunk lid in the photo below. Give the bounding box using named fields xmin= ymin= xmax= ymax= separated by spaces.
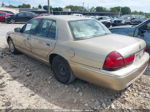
xmin=71 ymin=34 xmax=146 ymax=69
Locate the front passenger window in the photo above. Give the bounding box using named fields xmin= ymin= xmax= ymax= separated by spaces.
xmin=23 ymin=19 xmax=41 ymax=34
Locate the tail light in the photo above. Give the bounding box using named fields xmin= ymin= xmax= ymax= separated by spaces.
xmin=124 ymin=55 xmax=135 ymax=65
xmin=103 ymin=51 xmax=135 ymax=71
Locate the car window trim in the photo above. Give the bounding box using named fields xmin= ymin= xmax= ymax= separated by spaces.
xmin=47 ymin=20 xmax=57 ymax=40
xmin=34 ymin=18 xmax=57 ymax=40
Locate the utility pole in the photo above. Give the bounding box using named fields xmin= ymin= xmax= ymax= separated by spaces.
xmin=8 ymin=0 xmax=10 ymax=6
xmin=82 ymin=2 xmax=84 ymax=12
xmin=119 ymin=7 xmax=121 ymax=17
xmin=48 ymin=0 xmax=50 ymax=14
xmin=1 ymin=2 xmax=5 ymax=7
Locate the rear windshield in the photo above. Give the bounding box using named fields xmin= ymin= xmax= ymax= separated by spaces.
xmin=69 ymin=19 xmax=111 ymax=40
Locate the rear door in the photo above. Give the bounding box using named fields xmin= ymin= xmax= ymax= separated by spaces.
xmin=30 ymin=19 xmax=57 ymax=61
xmin=136 ymin=20 xmax=150 ymax=51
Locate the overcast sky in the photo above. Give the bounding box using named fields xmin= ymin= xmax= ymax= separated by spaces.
xmin=0 ymin=0 xmax=150 ymax=13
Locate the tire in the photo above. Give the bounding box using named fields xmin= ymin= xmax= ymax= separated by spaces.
xmin=52 ymin=56 xmax=76 ymax=84
xmin=9 ymin=19 xmax=15 ymax=24
xmin=8 ymin=39 xmax=18 ymax=54
xmin=5 ymin=19 xmax=9 ymax=24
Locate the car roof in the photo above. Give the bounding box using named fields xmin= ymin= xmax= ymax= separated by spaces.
xmin=0 ymin=11 xmax=7 ymax=13
xmin=0 ymin=11 xmax=11 ymax=14
xmin=37 ymin=15 xmax=91 ymax=22
xmin=19 ymin=11 xmax=35 ymax=14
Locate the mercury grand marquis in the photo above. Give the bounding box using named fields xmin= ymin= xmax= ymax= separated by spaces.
xmin=6 ymin=15 xmax=149 ymax=90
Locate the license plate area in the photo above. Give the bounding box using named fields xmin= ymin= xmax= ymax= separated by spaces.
xmin=135 ymin=50 xmax=143 ymax=62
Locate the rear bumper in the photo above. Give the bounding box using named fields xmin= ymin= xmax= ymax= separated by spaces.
xmin=70 ymin=53 xmax=149 ymax=90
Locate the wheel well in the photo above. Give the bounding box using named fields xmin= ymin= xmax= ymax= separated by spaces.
xmin=49 ymin=54 xmax=59 ymax=64
xmin=7 ymin=36 xmax=11 ymax=43
xmin=49 ymin=54 xmax=67 ymax=65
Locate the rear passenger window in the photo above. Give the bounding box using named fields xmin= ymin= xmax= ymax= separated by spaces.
xmin=36 ymin=19 xmax=53 ymax=37
xmin=23 ymin=19 xmax=41 ymax=34
xmin=36 ymin=19 xmax=56 ymax=39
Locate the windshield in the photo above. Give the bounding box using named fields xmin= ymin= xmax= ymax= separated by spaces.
xmin=69 ymin=19 xmax=111 ymax=40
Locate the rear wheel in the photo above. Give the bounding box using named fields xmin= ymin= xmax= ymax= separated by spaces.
xmin=8 ymin=39 xmax=18 ymax=54
xmin=9 ymin=19 xmax=15 ymax=24
xmin=52 ymin=56 xmax=76 ymax=84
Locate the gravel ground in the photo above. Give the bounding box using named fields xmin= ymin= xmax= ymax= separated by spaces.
xmin=0 ymin=23 xmax=150 ymax=110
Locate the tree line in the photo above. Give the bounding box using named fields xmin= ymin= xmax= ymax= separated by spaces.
xmin=4 ymin=3 xmax=150 ymax=17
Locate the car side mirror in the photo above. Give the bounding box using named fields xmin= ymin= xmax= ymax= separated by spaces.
xmin=14 ymin=28 xmax=21 ymax=32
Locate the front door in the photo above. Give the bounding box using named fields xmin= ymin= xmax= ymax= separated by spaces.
xmin=30 ymin=19 xmax=57 ymax=62
xmin=12 ymin=31 xmax=30 ymax=51
xmin=136 ymin=21 xmax=150 ymax=52
xmin=15 ymin=18 xmax=42 ymax=53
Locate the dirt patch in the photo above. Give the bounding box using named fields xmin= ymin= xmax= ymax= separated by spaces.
xmin=0 ymin=48 xmax=150 ymax=110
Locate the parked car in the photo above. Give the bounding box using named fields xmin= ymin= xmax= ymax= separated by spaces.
xmin=130 ymin=18 xmax=147 ymax=25
xmin=71 ymin=13 xmax=83 ymax=17
xmin=5 ymin=11 xmax=37 ymax=24
xmin=38 ymin=13 xmax=49 ymax=17
xmin=112 ymin=17 xmax=132 ymax=26
xmin=112 ymin=15 xmax=146 ymax=26
xmin=112 ymin=17 xmax=126 ymax=26
xmin=0 ymin=11 xmax=12 ymax=22
xmin=6 ymin=16 xmax=149 ymax=90
xmin=111 ymin=18 xmax=150 ymax=52
xmin=97 ymin=16 xmax=112 ymax=28
xmin=115 ymin=15 xmax=136 ymax=25
xmin=0 ymin=10 xmax=14 ymax=14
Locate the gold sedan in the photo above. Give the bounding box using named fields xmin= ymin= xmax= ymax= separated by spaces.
xmin=6 ymin=15 xmax=149 ymax=90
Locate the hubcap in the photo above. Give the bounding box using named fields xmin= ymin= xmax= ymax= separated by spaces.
xmin=10 ymin=19 xmax=15 ymax=23
xmin=9 ymin=41 xmax=14 ymax=52
xmin=59 ymin=64 xmax=66 ymax=76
